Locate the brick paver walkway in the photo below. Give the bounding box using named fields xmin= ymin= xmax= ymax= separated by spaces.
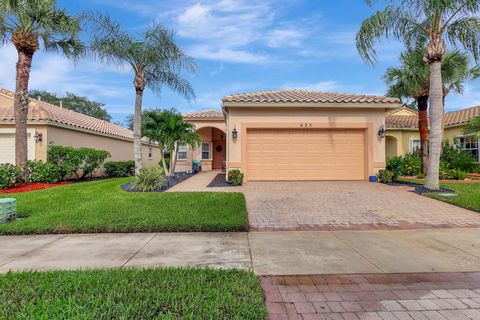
xmin=262 ymin=273 xmax=480 ymax=320
xmin=245 ymin=181 xmax=480 ymax=231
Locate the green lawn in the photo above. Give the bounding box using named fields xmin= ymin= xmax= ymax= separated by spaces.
xmin=428 ymin=182 xmax=480 ymax=213
xmin=0 ymin=178 xmax=247 ymax=234
xmin=399 ymin=178 xmax=480 ymax=212
xmin=0 ymin=268 xmax=267 ymax=319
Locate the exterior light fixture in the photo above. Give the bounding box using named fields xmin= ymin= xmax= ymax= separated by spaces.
xmin=378 ymin=125 xmax=386 ymax=139
xmin=33 ymin=131 xmax=43 ymax=143
xmin=232 ymin=126 xmax=238 ymax=140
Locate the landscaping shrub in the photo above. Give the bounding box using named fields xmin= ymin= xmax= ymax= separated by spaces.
xmin=48 ymin=144 xmax=110 ymax=180
xmin=442 ymin=143 xmax=478 ymax=173
xmin=77 ymin=148 xmax=110 ymax=179
xmin=400 ymin=154 xmax=421 ymax=176
xmin=377 ymin=169 xmax=394 ymax=183
xmin=386 ymin=156 xmax=403 ymax=181
xmin=0 ymin=164 xmax=20 ymax=189
xmin=227 ymin=169 xmax=244 ymax=186
xmin=131 ymin=167 xmax=166 ymax=192
xmin=450 ymin=169 xmax=467 ymax=181
xmin=104 ymin=161 xmax=135 ymax=177
xmin=26 ymin=160 xmax=61 ymax=183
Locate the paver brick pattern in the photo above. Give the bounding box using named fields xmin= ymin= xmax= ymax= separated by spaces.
xmin=262 ymin=273 xmax=480 ymax=320
xmin=245 ymin=181 xmax=480 ymax=231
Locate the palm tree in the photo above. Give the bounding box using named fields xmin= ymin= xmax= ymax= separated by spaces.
xmin=385 ymin=48 xmax=480 ymax=174
xmin=356 ymin=0 xmax=480 ymax=190
xmin=142 ymin=109 xmax=201 ymax=176
xmin=88 ymin=14 xmax=196 ymax=174
xmin=465 ymin=116 xmax=480 ymax=135
xmin=0 ymin=0 xmax=84 ymax=172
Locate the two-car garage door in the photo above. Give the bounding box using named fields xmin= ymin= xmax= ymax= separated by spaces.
xmin=246 ymin=128 xmax=366 ymax=181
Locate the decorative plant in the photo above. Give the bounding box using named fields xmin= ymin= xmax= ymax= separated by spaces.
xmin=104 ymin=161 xmax=135 ymax=177
xmin=0 ymin=164 xmax=21 ymax=189
xmin=130 ymin=167 xmax=167 ymax=192
xmin=227 ymin=169 xmax=244 ymax=186
xmin=25 ymin=160 xmax=61 ymax=183
xmin=377 ymin=169 xmax=394 ymax=184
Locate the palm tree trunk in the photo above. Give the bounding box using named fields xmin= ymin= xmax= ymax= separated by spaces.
xmin=417 ymin=95 xmax=429 ymax=175
xmin=425 ymin=61 xmax=444 ymax=190
xmin=160 ymin=148 xmax=168 ymax=173
xmin=133 ymin=89 xmax=143 ymax=175
xmin=14 ymin=49 xmax=34 ymax=174
xmin=169 ymin=141 xmax=178 ymax=177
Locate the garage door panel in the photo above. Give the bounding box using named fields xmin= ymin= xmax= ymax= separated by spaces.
xmin=246 ymin=128 xmax=365 ymax=181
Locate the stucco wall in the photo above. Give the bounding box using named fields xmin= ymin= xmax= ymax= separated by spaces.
xmin=47 ymin=125 xmax=161 ymax=167
xmin=0 ymin=124 xmax=47 ymax=162
xmin=225 ymin=107 xmax=387 ymax=180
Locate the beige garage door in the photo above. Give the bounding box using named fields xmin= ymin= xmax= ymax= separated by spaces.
xmin=246 ymin=128 xmax=366 ymax=181
xmin=0 ymin=133 xmax=15 ymax=164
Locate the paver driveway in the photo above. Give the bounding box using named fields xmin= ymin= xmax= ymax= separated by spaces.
xmin=244 ymin=181 xmax=480 ymax=231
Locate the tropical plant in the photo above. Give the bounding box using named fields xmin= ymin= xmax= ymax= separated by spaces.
xmin=377 ymin=169 xmax=395 ymax=183
xmin=356 ymin=0 xmax=480 ymax=190
xmin=385 ymin=47 xmax=480 ymax=174
xmin=25 ymin=160 xmax=60 ymax=183
xmin=130 ymin=167 xmax=167 ymax=192
xmin=227 ymin=169 xmax=244 ymax=186
xmin=104 ymin=160 xmax=135 ymax=177
xmin=142 ymin=109 xmax=201 ymax=176
xmin=88 ymin=14 xmax=196 ymax=174
xmin=0 ymin=163 xmax=20 ymax=189
xmin=30 ymin=90 xmax=111 ymax=121
xmin=465 ymin=116 xmax=480 ymax=135
xmin=0 ymin=0 xmax=84 ymax=172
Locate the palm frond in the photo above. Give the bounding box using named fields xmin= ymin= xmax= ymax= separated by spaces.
xmin=446 ymin=17 xmax=480 ymax=61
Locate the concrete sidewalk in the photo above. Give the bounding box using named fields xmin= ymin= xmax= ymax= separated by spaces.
xmin=1 ymin=228 xmax=480 ymax=275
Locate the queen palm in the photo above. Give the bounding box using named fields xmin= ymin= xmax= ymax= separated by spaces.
xmin=385 ymin=48 xmax=480 ymax=174
xmin=356 ymin=0 xmax=480 ymax=190
xmin=89 ymin=15 xmax=196 ymax=174
xmin=0 ymin=0 xmax=83 ymax=172
xmin=142 ymin=109 xmax=201 ymax=176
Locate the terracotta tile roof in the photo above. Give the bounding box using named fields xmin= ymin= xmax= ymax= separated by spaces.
xmin=223 ymin=89 xmax=400 ymax=105
xmin=183 ymin=110 xmax=224 ymax=120
xmin=0 ymin=88 xmax=14 ymax=98
xmin=386 ymin=106 xmax=480 ymax=129
xmin=0 ymin=88 xmax=133 ymax=140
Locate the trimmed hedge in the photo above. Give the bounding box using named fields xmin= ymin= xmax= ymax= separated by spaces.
xmin=104 ymin=161 xmax=135 ymax=177
xmin=26 ymin=160 xmax=61 ymax=183
xmin=0 ymin=164 xmax=21 ymax=189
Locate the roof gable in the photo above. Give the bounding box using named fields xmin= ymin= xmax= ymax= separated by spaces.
xmin=183 ymin=110 xmax=224 ymax=120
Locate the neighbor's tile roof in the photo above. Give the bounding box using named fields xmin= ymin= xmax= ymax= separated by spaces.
xmin=386 ymin=105 xmax=480 ymax=129
xmin=223 ymin=90 xmax=400 ymax=104
xmin=183 ymin=110 xmax=224 ymax=120
xmin=0 ymin=88 xmax=134 ymax=140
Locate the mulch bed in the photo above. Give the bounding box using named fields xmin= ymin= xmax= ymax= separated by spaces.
xmin=121 ymin=172 xmax=195 ymax=192
xmin=0 ymin=182 xmax=67 ymax=194
xmin=207 ymin=173 xmax=234 ymax=188
xmin=386 ymin=181 xmax=454 ymax=195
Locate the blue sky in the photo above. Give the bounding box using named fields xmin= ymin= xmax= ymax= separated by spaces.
xmin=1 ymin=0 xmax=480 ymax=125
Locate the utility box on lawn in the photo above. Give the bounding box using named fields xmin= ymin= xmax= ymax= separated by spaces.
xmin=0 ymin=198 xmax=16 ymax=224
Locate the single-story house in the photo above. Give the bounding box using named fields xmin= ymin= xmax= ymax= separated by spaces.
xmin=385 ymin=106 xmax=480 ymax=161
xmin=0 ymin=88 xmax=161 ymax=166
xmin=181 ymin=90 xmax=401 ymax=182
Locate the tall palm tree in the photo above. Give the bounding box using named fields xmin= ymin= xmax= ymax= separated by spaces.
xmin=89 ymin=15 xmax=196 ymax=174
xmin=356 ymin=0 xmax=480 ymax=190
xmin=0 ymin=0 xmax=84 ymax=172
xmin=385 ymin=48 xmax=480 ymax=174
xmin=142 ymin=109 xmax=201 ymax=176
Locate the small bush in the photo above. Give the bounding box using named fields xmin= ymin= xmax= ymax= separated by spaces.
xmin=442 ymin=143 xmax=477 ymax=172
xmin=227 ymin=169 xmax=244 ymax=186
xmin=104 ymin=161 xmax=135 ymax=177
xmin=401 ymin=154 xmax=421 ymax=176
xmin=26 ymin=160 xmax=61 ymax=183
xmin=377 ymin=169 xmax=394 ymax=183
xmin=0 ymin=164 xmax=20 ymax=189
xmin=77 ymin=148 xmax=110 ymax=179
xmin=450 ymin=169 xmax=468 ymax=181
xmin=386 ymin=156 xmax=403 ymax=181
xmin=131 ymin=167 xmax=166 ymax=192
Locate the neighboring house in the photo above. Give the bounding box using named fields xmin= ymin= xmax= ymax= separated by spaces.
xmin=0 ymin=88 xmax=161 ymax=166
xmin=182 ymin=90 xmax=401 ymax=182
xmin=386 ymin=106 xmax=480 ymax=162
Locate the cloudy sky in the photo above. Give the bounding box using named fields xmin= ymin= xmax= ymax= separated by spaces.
xmin=1 ymin=0 xmax=480 ymax=125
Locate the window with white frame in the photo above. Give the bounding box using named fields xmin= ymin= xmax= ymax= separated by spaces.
xmin=148 ymin=147 xmax=153 ymax=159
xmin=178 ymin=144 xmax=188 ymax=160
xmin=458 ymin=136 xmax=480 ymax=162
xmin=410 ymin=139 xmax=421 ymax=153
xmin=201 ymin=142 xmax=211 ymax=160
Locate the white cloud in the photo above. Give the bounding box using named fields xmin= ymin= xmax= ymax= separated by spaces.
xmin=267 ymin=28 xmax=306 ymax=48
xmin=0 ymin=45 xmax=18 ymax=89
xmin=445 ymin=83 xmax=480 ymax=111
xmin=187 ymin=45 xmax=269 ymax=64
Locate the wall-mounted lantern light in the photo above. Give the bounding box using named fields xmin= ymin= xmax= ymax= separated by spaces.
xmin=232 ymin=126 xmax=238 ymax=141
xmin=378 ymin=125 xmax=386 ymax=139
xmin=34 ymin=131 xmax=43 ymax=143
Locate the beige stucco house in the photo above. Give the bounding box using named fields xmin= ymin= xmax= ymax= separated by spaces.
xmin=0 ymin=88 xmax=161 ymax=166
xmin=385 ymin=106 xmax=480 ymax=161
xmin=181 ymin=90 xmax=401 ymax=182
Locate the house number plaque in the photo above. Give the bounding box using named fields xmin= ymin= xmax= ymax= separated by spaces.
xmin=300 ymin=123 xmax=313 ymax=128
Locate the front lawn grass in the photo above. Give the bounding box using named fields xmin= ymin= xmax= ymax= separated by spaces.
xmin=0 ymin=268 xmax=268 ymax=319
xmin=399 ymin=177 xmax=480 ymax=212
xmin=0 ymin=178 xmax=247 ymax=234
